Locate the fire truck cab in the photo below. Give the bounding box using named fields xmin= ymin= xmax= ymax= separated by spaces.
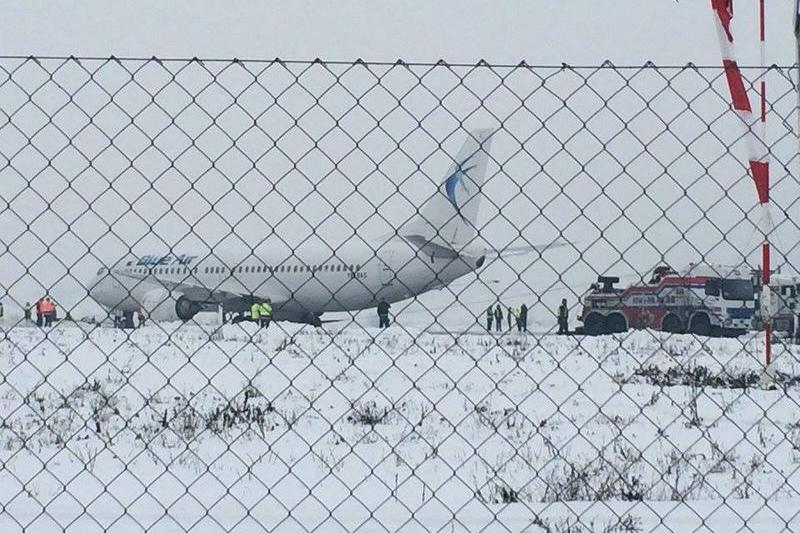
xmin=578 ymin=264 xmax=756 ymax=337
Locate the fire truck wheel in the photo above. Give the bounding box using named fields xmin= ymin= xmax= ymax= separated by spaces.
xmin=689 ymin=313 xmax=711 ymax=336
xmin=606 ymin=313 xmax=627 ymax=334
xmin=661 ymin=314 xmax=683 ymax=333
xmin=583 ymin=313 xmax=605 ymax=336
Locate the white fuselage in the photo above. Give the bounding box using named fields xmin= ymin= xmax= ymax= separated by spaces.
xmin=89 ymin=235 xmax=483 ymax=322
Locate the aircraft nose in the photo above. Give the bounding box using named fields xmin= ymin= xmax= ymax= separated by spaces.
xmin=88 ymin=268 xmax=109 ymax=305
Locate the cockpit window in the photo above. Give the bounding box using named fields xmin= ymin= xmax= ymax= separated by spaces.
xmin=722 ymin=279 xmax=754 ymax=301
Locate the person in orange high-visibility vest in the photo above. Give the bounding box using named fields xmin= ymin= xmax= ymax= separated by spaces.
xmin=41 ymin=298 xmax=54 ymax=327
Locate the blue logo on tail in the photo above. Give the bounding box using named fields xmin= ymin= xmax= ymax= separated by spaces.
xmin=444 ymin=156 xmax=476 ymax=220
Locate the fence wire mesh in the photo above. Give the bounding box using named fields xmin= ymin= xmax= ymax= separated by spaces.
xmin=1 ymin=56 xmax=800 ymax=532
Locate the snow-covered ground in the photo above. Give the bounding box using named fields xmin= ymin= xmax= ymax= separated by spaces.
xmin=2 ymin=321 xmax=800 ymax=532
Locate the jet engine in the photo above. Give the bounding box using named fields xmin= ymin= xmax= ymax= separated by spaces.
xmin=141 ymin=289 xmax=209 ymax=322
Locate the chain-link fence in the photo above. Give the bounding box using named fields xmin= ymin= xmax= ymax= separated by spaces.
xmin=1 ymin=56 xmax=799 ymax=532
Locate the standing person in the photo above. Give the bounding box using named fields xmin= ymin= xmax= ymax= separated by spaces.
xmin=494 ymin=304 xmax=503 ymax=333
xmin=250 ymin=300 xmax=261 ymax=324
xmin=557 ymin=298 xmax=569 ymax=335
xmin=49 ymin=299 xmax=58 ymax=326
xmin=24 ymin=302 xmax=32 ymax=322
xmin=259 ymin=300 xmax=272 ymax=329
xmin=35 ymin=298 xmax=43 ymax=327
xmin=520 ymin=303 xmax=528 ymax=333
xmin=0 ymin=302 xmax=3 ymax=321
xmin=41 ymin=298 xmax=53 ymax=327
xmin=377 ymin=298 xmax=391 ymax=328
xmin=511 ymin=306 xmax=521 ymax=332
xmin=136 ymin=310 xmax=146 ymax=328
xmin=486 ymin=306 xmax=493 ymax=331
xmin=795 ymin=312 xmax=800 ymax=345
xmin=507 ymin=306 xmax=513 ymax=331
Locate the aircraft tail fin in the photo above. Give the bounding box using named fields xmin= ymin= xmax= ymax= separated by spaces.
xmin=400 ymin=128 xmax=494 ymax=250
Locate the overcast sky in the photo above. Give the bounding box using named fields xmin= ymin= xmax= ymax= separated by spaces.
xmin=0 ymin=1 xmax=796 ymax=65
xmin=1 ymin=1 xmax=798 ymax=325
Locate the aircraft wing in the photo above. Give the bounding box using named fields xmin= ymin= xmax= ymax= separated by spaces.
xmin=487 ymin=240 xmax=572 ymax=257
xmin=113 ymin=269 xmax=292 ymax=305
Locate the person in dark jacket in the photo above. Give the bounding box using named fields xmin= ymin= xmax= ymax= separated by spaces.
xmin=377 ymin=298 xmax=391 ymax=328
xmin=507 ymin=307 xmax=513 ymax=331
xmin=520 ymin=303 xmax=528 ymax=332
xmin=486 ymin=306 xmax=493 ymax=331
xmin=795 ymin=313 xmax=800 ymax=345
xmin=494 ymin=304 xmax=503 ymax=332
xmin=557 ymin=299 xmax=569 ymax=335
xmin=35 ymin=298 xmax=43 ymax=327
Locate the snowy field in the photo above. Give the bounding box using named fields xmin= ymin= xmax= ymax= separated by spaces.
xmin=2 ymin=320 xmax=800 ymax=532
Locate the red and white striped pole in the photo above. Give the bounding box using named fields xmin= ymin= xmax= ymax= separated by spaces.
xmin=710 ymin=0 xmax=772 ymax=366
xmin=758 ymin=0 xmax=770 ymax=367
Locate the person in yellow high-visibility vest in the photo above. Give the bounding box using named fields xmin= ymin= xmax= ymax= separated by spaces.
xmin=250 ymin=301 xmax=261 ymax=324
xmin=259 ymin=300 xmax=272 ymax=328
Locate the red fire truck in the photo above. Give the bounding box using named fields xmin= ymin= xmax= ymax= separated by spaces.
xmin=576 ymin=264 xmax=756 ymax=337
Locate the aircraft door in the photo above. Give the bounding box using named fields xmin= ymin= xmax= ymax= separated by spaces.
xmin=379 ymin=249 xmax=395 ymax=286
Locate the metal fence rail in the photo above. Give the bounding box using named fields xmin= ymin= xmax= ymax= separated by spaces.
xmin=1 ymin=57 xmax=799 ymax=533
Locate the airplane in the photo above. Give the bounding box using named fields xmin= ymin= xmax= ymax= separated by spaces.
xmin=88 ymin=129 xmax=560 ymax=327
